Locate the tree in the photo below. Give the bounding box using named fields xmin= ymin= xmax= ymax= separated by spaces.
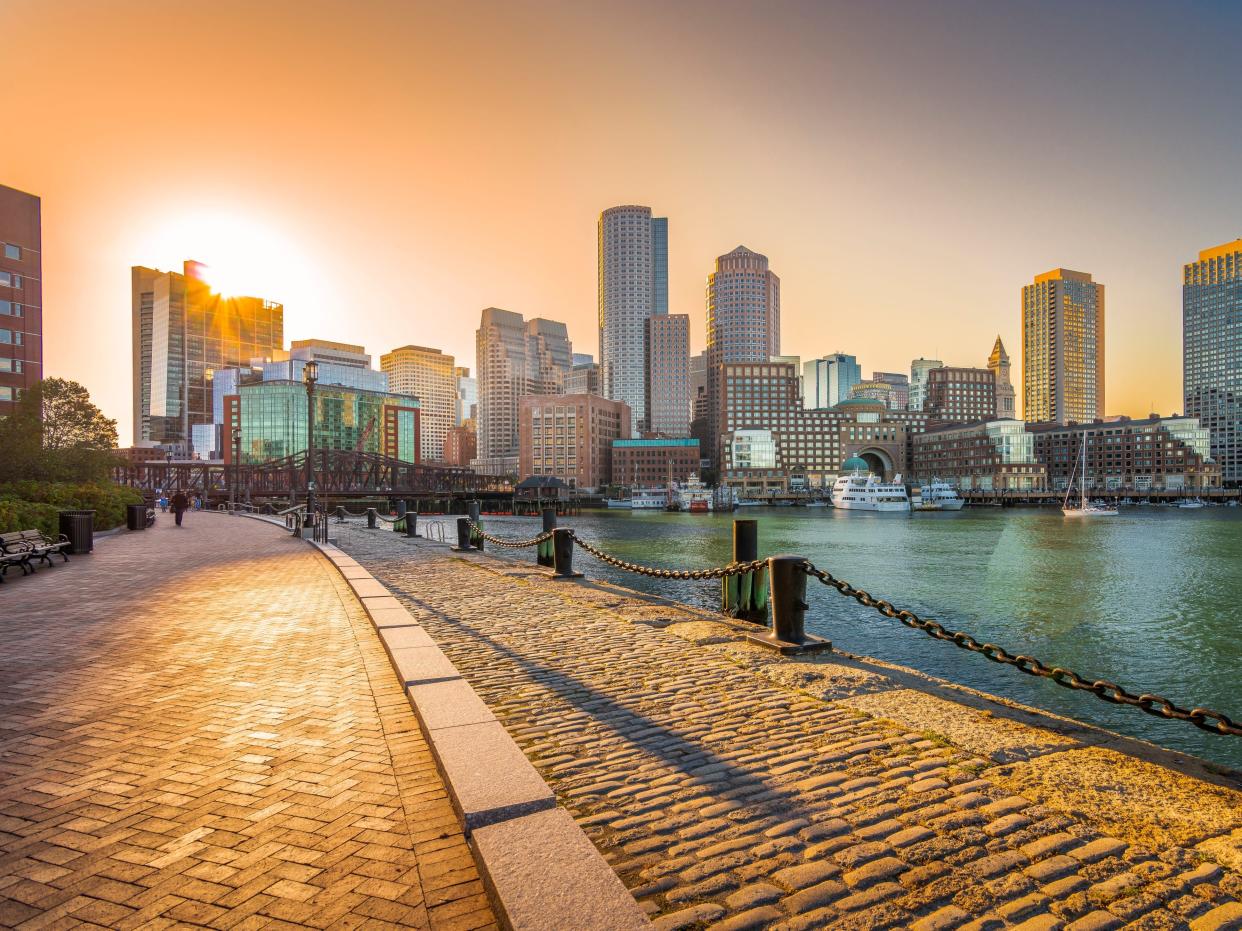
xmin=0 ymin=378 xmax=119 ymax=483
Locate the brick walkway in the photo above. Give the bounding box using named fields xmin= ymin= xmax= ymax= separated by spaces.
xmin=0 ymin=513 xmax=495 ymax=930
xmin=337 ymin=523 xmax=1242 ymax=931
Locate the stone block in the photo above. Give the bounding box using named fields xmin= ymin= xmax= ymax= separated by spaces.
xmin=367 ymin=606 xmax=420 ymax=629
xmin=389 ymin=645 xmax=461 ymax=686
xmin=381 ymin=626 xmax=436 ymax=652
xmin=347 ymin=576 xmax=392 ymax=599
xmin=408 ymin=679 xmax=496 ymax=731
xmin=361 ymin=594 xmax=404 ymax=615
xmin=429 ymin=720 xmax=555 ymax=830
xmin=471 ymin=806 xmax=649 ymax=930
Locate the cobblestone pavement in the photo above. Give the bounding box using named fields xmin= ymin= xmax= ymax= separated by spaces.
xmin=0 ymin=514 xmax=495 ymax=931
xmin=338 ymin=522 xmax=1242 ymax=931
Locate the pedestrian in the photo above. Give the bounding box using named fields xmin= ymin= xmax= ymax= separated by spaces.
xmin=171 ymin=490 xmax=189 ymax=527
xmin=159 ymin=492 xmax=168 ymax=512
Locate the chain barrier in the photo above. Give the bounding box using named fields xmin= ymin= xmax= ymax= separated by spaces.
xmin=800 ymin=560 xmax=1242 ymax=737
xmin=463 ymin=518 xmax=556 ymax=549
xmin=571 ymin=532 xmax=767 ymax=580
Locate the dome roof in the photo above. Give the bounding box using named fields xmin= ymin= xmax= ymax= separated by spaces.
xmin=842 ymin=455 xmax=870 ymax=472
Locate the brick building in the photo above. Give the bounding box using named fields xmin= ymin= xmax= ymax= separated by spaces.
xmin=925 ymin=366 xmax=997 ymax=424
xmin=443 ymin=421 xmax=477 ymax=467
xmin=518 ymin=394 xmax=631 ymax=491
xmin=911 ymin=420 xmax=1047 ymax=491
xmin=611 ymin=438 xmax=700 ymax=487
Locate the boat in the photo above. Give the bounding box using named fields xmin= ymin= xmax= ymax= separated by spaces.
xmin=736 ymin=499 xmax=763 ymax=507
xmin=1062 ymin=434 xmax=1117 ymax=517
xmin=805 ymin=500 xmax=829 ymax=508
xmin=631 ymin=487 xmax=670 ymax=510
xmin=913 ymin=479 xmax=965 ymax=511
xmin=605 ymin=497 xmax=632 ymax=509
xmin=678 ymin=474 xmax=713 ymax=512
xmin=1177 ymin=498 xmax=1205 ymax=509
xmin=830 ymin=463 xmax=911 ymax=513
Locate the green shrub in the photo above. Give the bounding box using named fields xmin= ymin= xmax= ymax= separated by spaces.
xmin=0 ymin=482 xmax=143 ymax=535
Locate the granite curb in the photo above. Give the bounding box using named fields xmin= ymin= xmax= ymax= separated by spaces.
xmin=307 ymin=537 xmax=651 ymax=931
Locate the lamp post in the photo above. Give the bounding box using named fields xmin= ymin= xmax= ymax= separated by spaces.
xmin=230 ymin=425 xmax=241 ymax=512
xmin=304 ymin=361 xmax=319 ymax=523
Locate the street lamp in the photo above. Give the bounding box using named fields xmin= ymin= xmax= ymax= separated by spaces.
xmin=304 ymin=360 xmax=319 ymax=523
xmin=230 ymin=425 xmax=242 ymax=512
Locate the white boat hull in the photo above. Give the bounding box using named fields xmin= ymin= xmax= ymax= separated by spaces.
xmin=1062 ymin=507 xmax=1118 ymax=517
xmin=834 ymin=500 xmax=911 ymax=513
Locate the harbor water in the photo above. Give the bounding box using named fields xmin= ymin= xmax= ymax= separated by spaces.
xmin=468 ymin=506 xmax=1242 ymax=771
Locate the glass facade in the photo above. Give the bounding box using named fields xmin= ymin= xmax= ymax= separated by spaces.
xmin=263 ymin=359 xmax=387 ymax=393
xmin=1022 ymin=268 xmax=1104 ymax=424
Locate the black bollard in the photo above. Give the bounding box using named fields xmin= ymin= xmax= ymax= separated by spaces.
xmin=744 ymin=555 xmax=831 ymax=655
xmin=406 ymin=508 xmax=419 ymax=538
xmin=551 ymin=527 xmax=582 ymax=579
xmin=366 ymin=507 xmax=377 ymax=529
xmin=722 ymin=519 xmax=767 ymax=624
xmin=467 ymin=501 xmax=484 ymax=551
xmin=395 ymin=499 xmax=406 ymax=519
xmin=538 ymin=508 xmax=556 ymax=567
xmin=452 ymin=517 xmax=472 ymax=552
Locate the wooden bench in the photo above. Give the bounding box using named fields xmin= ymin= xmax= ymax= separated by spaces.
xmin=0 ymin=533 xmax=36 ymax=581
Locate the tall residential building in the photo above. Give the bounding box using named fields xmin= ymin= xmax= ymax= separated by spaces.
xmin=518 ymin=393 xmax=631 ymax=490
xmin=290 ymin=338 xmax=371 ymax=368
xmin=988 ymin=337 xmax=1016 ymax=418
xmin=454 ymin=366 xmax=477 ymax=425
xmin=644 ymin=313 xmax=691 ymax=436
xmin=803 ymin=353 xmax=860 ymax=409
xmin=909 ymin=358 xmax=944 ymax=411
xmin=1022 ymin=268 xmax=1105 ymax=424
xmin=0 ymin=185 xmax=41 ymax=415
xmin=381 ymin=345 xmax=457 ymax=461
xmin=598 ymin=205 xmax=668 ymax=432
xmin=131 ymin=260 xmax=283 ymax=448
xmin=474 ymin=308 xmax=572 ymax=467
xmin=1184 ymin=239 xmax=1242 ymax=486
xmin=925 ymin=366 xmax=998 ymax=424
xmin=706 ymin=246 xmax=780 ymax=457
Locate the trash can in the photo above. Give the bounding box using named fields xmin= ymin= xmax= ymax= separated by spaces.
xmin=58 ymin=509 xmax=96 ymax=554
xmin=126 ymin=504 xmax=147 ymax=531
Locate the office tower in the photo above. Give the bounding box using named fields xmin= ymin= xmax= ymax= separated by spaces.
xmin=518 ymin=394 xmax=631 ymax=490
xmin=849 ymin=380 xmax=898 ymax=409
xmin=475 ymin=308 xmax=572 ymax=468
xmin=381 ymin=345 xmax=456 ymax=461
xmin=290 ymin=339 xmax=371 ymax=368
xmin=454 ymin=366 xmax=477 ymax=425
xmin=924 ymin=367 xmax=998 ymax=423
xmin=989 ymin=336 xmax=1016 ymax=417
xmin=131 ymin=260 xmax=283 ymax=448
xmin=572 ymin=352 xmax=595 ymax=366
xmin=872 ymin=372 xmax=910 ymax=410
xmin=706 ymin=246 xmax=780 ymax=457
xmin=1022 ymin=268 xmax=1105 ymax=424
xmin=0 ymin=185 xmax=41 ymax=416
xmin=1184 ymin=239 xmax=1242 ymax=486
xmin=803 ymin=353 xmax=859 ymax=408
xmin=565 ymin=359 xmax=600 ymax=396
xmin=644 ymin=314 xmax=690 ymax=436
xmin=598 ymin=205 xmax=668 ymax=432
xmin=909 ymin=358 xmax=944 ymax=411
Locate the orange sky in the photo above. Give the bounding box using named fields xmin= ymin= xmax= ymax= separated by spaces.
xmin=5 ymin=0 xmax=1241 ymax=441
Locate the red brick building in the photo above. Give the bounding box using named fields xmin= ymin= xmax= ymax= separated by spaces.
xmin=611 ymin=438 xmax=701 ymax=487
xmin=0 ymin=185 xmax=41 ymax=415
xmin=925 ymin=367 xmax=997 ymax=424
xmin=518 ymin=394 xmax=630 ymax=491
xmin=443 ymin=421 xmax=478 ymax=467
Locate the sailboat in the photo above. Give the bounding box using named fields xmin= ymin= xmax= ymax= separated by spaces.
xmin=1062 ymin=433 xmax=1117 ymax=517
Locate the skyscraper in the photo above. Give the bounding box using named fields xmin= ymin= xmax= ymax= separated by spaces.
xmin=988 ymin=336 xmax=1016 ymax=418
xmin=803 ymin=353 xmax=859 ymax=408
xmin=1022 ymin=268 xmax=1105 ymax=424
xmin=1184 ymin=239 xmax=1242 ymax=486
xmin=0 ymin=185 xmax=41 ymax=416
xmin=644 ymin=314 xmax=690 ymax=436
xmin=131 ymin=260 xmax=283 ymax=448
xmin=706 ymin=246 xmax=780 ymax=458
xmin=454 ymin=365 xmax=477 ymax=425
xmin=381 ymin=345 xmax=457 ymax=461
xmin=909 ymin=358 xmax=944 ymax=411
xmin=598 ymin=205 xmax=668 ymax=432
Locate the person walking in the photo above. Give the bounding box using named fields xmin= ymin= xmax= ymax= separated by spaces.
xmin=171 ymin=490 xmax=189 ymax=527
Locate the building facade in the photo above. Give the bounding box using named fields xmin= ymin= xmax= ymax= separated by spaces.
xmin=289 ymin=338 xmax=371 ymax=368
xmin=924 ymin=366 xmax=997 ymax=424
xmin=849 ymin=379 xmax=897 ymax=409
xmin=381 ymin=345 xmax=456 ymax=462
xmin=803 ymin=354 xmax=859 ymax=409
xmin=565 ymin=359 xmax=601 ymax=396
xmin=132 ymin=260 xmax=284 ymax=449
xmin=454 ymin=366 xmax=477 ymax=425
xmin=908 ymin=358 xmax=944 ymax=411
xmin=611 ymin=437 xmax=700 ymax=487
xmin=0 ymin=185 xmax=41 ymax=415
xmin=517 ymin=393 xmax=631 ymax=491
xmin=1183 ymin=239 xmax=1242 ymax=486
xmin=911 ymin=420 xmax=1046 ymax=491
xmin=598 ymin=205 xmax=668 ymax=432
xmin=872 ymin=372 xmax=910 ymax=410
xmin=1022 ymin=268 xmax=1105 ymax=424
xmin=988 ymin=337 xmax=1016 ymax=418
xmin=644 ymin=313 xmax=691 ymax=436
xmin=443 ymin=421 xmax=477 ymax=467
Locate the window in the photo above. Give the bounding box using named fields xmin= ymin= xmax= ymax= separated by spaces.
xmin=0 ymin=358 xmax=21 ymax=373
xmin=0 ymin=301 xmax=19 ymax=317
xmin=0 ymin=329 xmax=19 ymax=345
xmin=3 ymin=244 xmax=19 ymax=260
xmin=0 ymin=387 xmax=16 ymax=402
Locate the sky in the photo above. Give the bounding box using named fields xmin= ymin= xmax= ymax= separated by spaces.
xmin=4 ymin=0 xmax=1242 ymax=442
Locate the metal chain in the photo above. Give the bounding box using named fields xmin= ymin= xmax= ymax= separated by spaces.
xmin=463 ymin=519 xmax=556 ymax=549
xmin=801 ymin=561 xmax=1242 ymax=737
xmin=571 ymin=533 xmax=767 ymax=580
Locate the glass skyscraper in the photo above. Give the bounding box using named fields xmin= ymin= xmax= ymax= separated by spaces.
xmin=1184 ymin=239 xmax=1242 ymax=486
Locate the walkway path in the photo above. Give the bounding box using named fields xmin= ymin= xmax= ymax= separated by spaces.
xmin=0 ymin=514 xmax=495 ymax=930
xmin=336 ymin=522 xmax=1242 ymax=931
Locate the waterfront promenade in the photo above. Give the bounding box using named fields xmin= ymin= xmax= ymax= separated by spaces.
xmin=335 ymin=520 xmax=1242 ymax=931
xmin=0 ymin=515 xmax=495 ymax=930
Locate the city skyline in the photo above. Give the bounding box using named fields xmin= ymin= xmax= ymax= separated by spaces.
xmin=6 ymin=1 xmax=1242 ymax=441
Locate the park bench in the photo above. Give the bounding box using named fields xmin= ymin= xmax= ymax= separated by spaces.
xmin=1 ymin=529 xmax=71 ymax=571
xmin=0 ymin=533 xmax=36 ymax=581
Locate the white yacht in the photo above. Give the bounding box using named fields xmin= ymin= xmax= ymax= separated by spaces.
xmin=913 ymin=479 xmax=965 ymax=511
xmin=831 ymin=458 xmax=911 ymax=512
xmin=677 ymin=474 xmax=714 ymax=512
xmin=631 ymin=487 xmax=670 ymax=510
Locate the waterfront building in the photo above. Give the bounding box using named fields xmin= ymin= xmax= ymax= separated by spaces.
xmin=1183 ymin=239 xmax=1242 ymax=487
xmin=382 ymin=345 xmax=456 ymax=462
xmin=611 ymin=437 xmax=700 ymax=487
xmin=261 ymin=359 xmax=386 ymax=393
xmin=224 ymin=380 xmax=419 ymax=465
xmin=565 ymin=359 xmax=601 ymax=397
xmin=872 ymin=372 xmax=910 ymax=410
xmin=289 ymin=338 xmax=370 ymax=368
xmin=803 ymin=353 xmax=859 ymax=409
xmin=645 ymin=313 xmax=690 ymax=436
xmin=1029 ymin=416 xmax=1219 ymax=492
xmin=706 ymin=246 xmax=780 ymax=456
xmin=0 ymin=184 xmax=41 ymax=415
xmin=1022 ymin=268 xmax=1105 ymax=424
xmin=517 ymin=393 xmax=630 ymax=491
xmin=911 ymin=420 xmax=1046 ymax=491
xmin=443 ymin=420 xmax=477 ymax=467
xmin=908 ymin=358 xmax=944 ymax=411
xmin=849 ymin=379 xmax=897 ymax=409
xmin=598 ymin=205 xmax=668 ymax=432
xmin=988 ymin=337 xmax=1016 ymax=417
xmin=924 ymin=366 xmax=997 ymax=424
xmin=132 ymin=260 xmax=283 ymax=449
xmin=454 ymin=366 xmax=477 ymax=425
xmin=474 ymin=307 xmax=572 ymax=471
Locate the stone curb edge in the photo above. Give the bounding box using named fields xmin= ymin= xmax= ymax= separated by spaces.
xmin=305 ymin=536 xmax=652 ymax=931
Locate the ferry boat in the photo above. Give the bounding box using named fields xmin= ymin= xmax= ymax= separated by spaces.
xmin=912 ymin=479 xmax=965 ymax=511
xmin=830 ymin=458 xmax=911 ymax=512
xmin=677 ymin=474 xmax=713 ymax=512
xmin=631 ymin=487 xmax=670 ymax=510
